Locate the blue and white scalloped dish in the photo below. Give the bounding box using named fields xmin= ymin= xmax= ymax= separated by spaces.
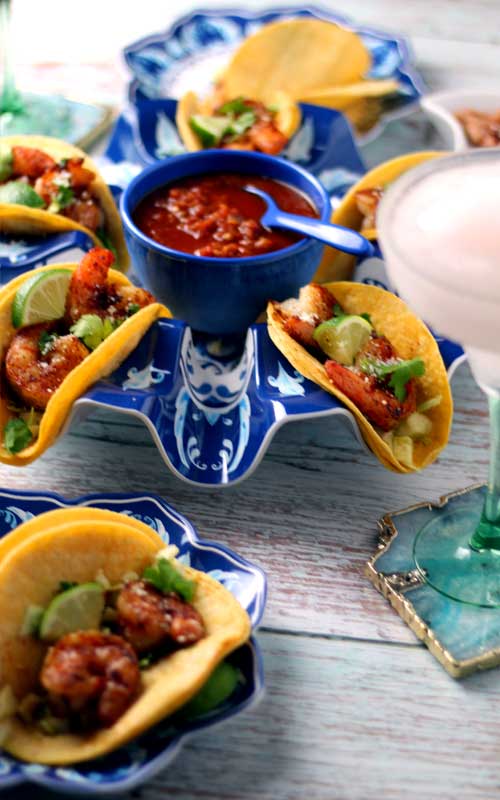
xmin=105 ymin=98 xmax=366 ymax=203
xmin=122 ymin=5 xmax=425 ymax=145
xmin=65 ymin=246 xmax=463 ymax=487
xmin=0 ymin=488 xmax=266 ymax=795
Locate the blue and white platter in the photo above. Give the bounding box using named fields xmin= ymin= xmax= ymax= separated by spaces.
xmin=0 ymin=6 xmax=464 ymax=487
xmin=123 ymin=5 xmax=425 ymax=145
xmin=70 ymin=294 xmax=463 ymax=488
xmin=104 ymin=99 xmax=367 ymax=202
xmin=0 ymin=208 xmax=464 ymax=489
xmin=0 ymin=488 xmax=266 ymax=796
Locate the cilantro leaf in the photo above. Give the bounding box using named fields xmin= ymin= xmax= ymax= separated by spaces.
xmin=58 ymin=580 xmax=78 ymax=592
xmin=358 ymin=356 xmax=425 ymax=401
xmin=56 ymin=185 xmax=74 ymax=208
xmin=229 ymin=110 xmax=256 ymax=136
xmin=139 ymin=653 xmax=155 ymax=669
xmin=143 ymin=558 xmax=196 ymax=602
xmin=70 ymin=314 xmax=120 ymax=350
xmin=3 ymin=418 xmax=32 ymax=454
xmin=96 ymin=227 xmax=118 ymax=259
xmin=218 ymin=97 xmax=251 ymax=115
xmin=48 ymin=185 xmax=74 ymax=213
xmin=38 ymin=330 xmax=58 ymax=356
xmin=127 ymin=303 xmax=141 ymax=316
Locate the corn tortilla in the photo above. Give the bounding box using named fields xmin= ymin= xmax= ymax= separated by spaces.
xmin=267 ymin=281 xmax=452 ymax=473
xmin=314 ymin=151 xmax=446 ymax=283
xmin=0 ymin=513 xmax=250 ymax=764
xmin=0 ymin=135 xmax=129 ymax=271
xmin=220 ymin=19 xmax=371 ymax=104
xmin=0 ymin=263 xmax=170 ymax=466
xmin=176 ymin=89 xmax=301 ymax=151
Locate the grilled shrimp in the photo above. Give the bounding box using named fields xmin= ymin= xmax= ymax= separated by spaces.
xmin=33 ymin=158 xmax=103 ymax=231
xmin=40 ymin=631 xmax=140 ymax=727
xmin=63 ymin=197 xmax=104 ymax=232
xmin=354 ymin=187 xmax=383 ymax=231
xmin=65 ymin=248 xmax=154 ymax=326
xmin=116 ymin=580 xmax=205 ymax=653
xmin=217 ymin=100 xmax=288 ymax=155
xmin=247 ymin=118 xmax=288 ymax=155
xmin=325 ymin=334 xmax=417 ymax=431
xmin=34 ymin=157 xmax=95 ymax=202
xmin=11 ymin=146 xmax=56 ymax=180
xmin=281 ymin=284 xmax=337 ymax=349
xmin=5 ymin=323 xmax=89 ymax=410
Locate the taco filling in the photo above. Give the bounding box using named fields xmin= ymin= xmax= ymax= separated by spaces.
xmin=189 ymin=97 xmax=289 ymax=154
xmin=0 ymin=513 xmax=251 ymax=764
xmin=4 ymin=550 xmax=205 ymax=737
xmin=354 ymin=187 xmax=384 ymax=231
xmin=0 ymin=144 xmax=107 ymax=234
xmin=271 ymin=283 xmax=446 ymax=469
xmin=1 ymin=247 xmax=154 ymax=455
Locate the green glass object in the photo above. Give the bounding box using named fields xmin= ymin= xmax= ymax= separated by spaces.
xmin=470 ymin=393 xmax=500 ymax=550
xmin=0 ymin=0 xmax=23 ymax=116
xmin=377 ymin=150 xmax=500 ymax=612
xmin=0 ymin=0 xmax=110 ymax=144
xmin=412 ymin=391 xmax=500 ymax=608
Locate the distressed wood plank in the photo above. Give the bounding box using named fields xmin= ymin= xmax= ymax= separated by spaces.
xmin=5 ymin=630 xmax=500 ymax=800
xmin=0 ymin=363 xmax=488 ymax=645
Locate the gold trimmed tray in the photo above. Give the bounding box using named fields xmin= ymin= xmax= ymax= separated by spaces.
xmin=366 ymin=484 xmax=500 ymax=678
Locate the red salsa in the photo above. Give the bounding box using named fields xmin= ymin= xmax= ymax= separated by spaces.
xmin=133 ymin=173 xmax=318 ymax=258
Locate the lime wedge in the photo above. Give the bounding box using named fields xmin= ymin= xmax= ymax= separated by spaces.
xmin=181 ymin=662 xmax=240 ymax=720
xmin=189 ymin=114 xmax=230 ymax=147
xmin=0 ymin=181 xmax=44 ymax=208
xmin=39 ymin=582 xmax=105 ymax=642
xmin=313 ymin=315 xmax=372 ymax=365
xmin=11 ymin=268 xmax=73 ymax=328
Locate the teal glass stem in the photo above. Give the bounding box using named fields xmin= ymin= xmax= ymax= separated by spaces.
xmin=0 ymin=0 xmax=24 ymax=114
xmin=470 ymin=391 xmax=500 ymax=550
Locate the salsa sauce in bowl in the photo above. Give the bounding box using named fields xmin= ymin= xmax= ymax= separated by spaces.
xmin=132 ymin=173 xmax=318 ymax=258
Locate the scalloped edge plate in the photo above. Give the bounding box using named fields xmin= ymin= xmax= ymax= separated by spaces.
xmin=123 ymin=5 xmax=426 ymax=145
xmin=0 ymin=487 xmax=266 ymax=795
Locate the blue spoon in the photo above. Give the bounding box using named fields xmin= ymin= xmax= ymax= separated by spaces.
xmin=245 ymin=184 xmax=375 ymax=258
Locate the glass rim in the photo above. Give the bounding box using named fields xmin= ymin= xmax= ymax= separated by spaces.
xmin=377 ymin=148 xmax=500 ymax=302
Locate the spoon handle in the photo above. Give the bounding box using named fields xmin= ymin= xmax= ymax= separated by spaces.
xmin=270 ymin=210 xmax=375 ymax=257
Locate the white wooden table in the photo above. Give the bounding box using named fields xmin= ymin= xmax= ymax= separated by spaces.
xmin=2 ymin=2 xmax=500 ymax=798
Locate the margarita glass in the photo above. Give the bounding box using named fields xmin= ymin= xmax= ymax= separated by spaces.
xmin=378 ymin=149 xmax=500 ymax=608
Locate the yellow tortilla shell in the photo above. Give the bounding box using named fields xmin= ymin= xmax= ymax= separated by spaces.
xmin=220 ymin=19 xmax=371 ymax=104
xmin=0 ymin=514 xmax=250 ymax=764
xmin=300 ymin=79 xmax=399 ymax=133
xmin=0 ymin=135 xmax=129 ymax=271
xmin=176 ymin=90 xmax=301 ymax=151
xmin=0 ymin=263 xmax=170 ymax=466
xmin=267 ymin=281 xmax=453 ymax=473
xmin=0 ymin=507 xmax=164 ymax=565
xmin=300 ymin=79 xmax=400 ymax=106
xmin=314 ymin=151 xmax=446 ymax=283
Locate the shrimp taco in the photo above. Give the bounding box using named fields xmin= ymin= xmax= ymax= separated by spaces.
xmin=0 ymin=135 xmax=129 ymax=270
xmin=176 ymin=90 xmax=301 ymax=155
xmin=0 ymin=248 xmax=169 ymax=465
xmin=0 ymin=509 xmax=251 ymax=764
xmin=314 ymin=151 xmax=445 ymax=284
xmin=267 ymin=282 xmax=452 ymax=472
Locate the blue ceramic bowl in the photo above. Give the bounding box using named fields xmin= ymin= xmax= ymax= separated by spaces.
xmin=120 ymin=150 xmax=330 ymax=335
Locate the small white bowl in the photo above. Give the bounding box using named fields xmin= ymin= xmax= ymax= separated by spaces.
xmin=420 ymin=89 xmax=500 ymax=150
